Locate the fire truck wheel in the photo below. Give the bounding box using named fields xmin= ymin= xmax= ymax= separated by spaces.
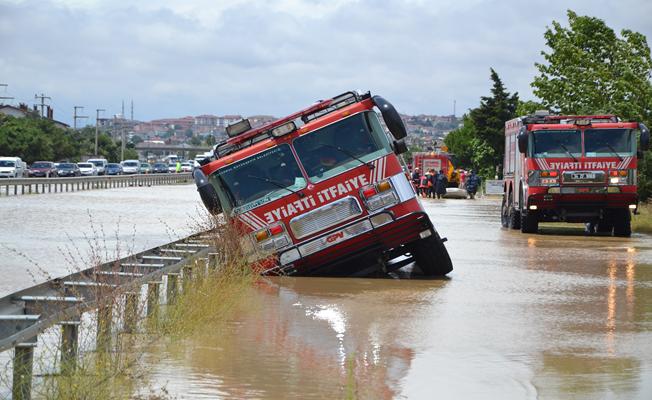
xmin=501 ymin=196 xmax=509 ymax=227
xmin=521 ymin=211 xmax=539 ymax=234
xmin=410 ymin=232 xmax=453 ymax=276
xmin=613 ymin=209 xmax=632 ymax=237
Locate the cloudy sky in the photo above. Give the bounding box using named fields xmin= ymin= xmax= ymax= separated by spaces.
xmin=1 ymin=0 xmax=651 ymax=125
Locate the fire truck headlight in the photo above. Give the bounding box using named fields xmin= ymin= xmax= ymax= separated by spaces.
xmin=280 ymin=248 xmax=301 ymax=265
xmin=370 ymin=212 xmax=393 ymax=228
xmin=629 ymin=204 xmax=637 ymax=210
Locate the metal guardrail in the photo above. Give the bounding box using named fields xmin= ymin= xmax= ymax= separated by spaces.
xmin=0 ymin=232 xmax=215 ymax=399
xmin=0 ymin=173 xmax=192 ymax=196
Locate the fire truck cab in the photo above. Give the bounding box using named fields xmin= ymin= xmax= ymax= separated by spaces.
xmin=194 ymin=91 xmax=453 ymax=276
xmin=502 ymin=112 xmax=650 ymax=236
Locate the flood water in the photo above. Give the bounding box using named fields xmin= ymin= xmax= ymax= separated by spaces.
xmin=0 ymin=184 xmax=203 ymax=297
xmin=143 ymin=198 xmax=652 ymax=399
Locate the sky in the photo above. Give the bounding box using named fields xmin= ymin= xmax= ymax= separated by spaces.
xmin=1 ymin=0 xmax=651 ymax=126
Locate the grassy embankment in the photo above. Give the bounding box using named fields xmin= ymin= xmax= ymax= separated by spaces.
xmin=632 ymin=201 xmax=652 ymax=234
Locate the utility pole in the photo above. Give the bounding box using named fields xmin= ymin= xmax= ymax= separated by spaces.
xmin=95 ymin=108 xmax=105 ymax=155
xmin=0 ymin=84 xmax=14 ymax=103
xmin=73 ymin=106 xmax=88 ymax=130
xmin=34 ymin=93 xmax=51 ymax=117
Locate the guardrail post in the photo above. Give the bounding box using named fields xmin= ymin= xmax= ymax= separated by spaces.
xmin=166 ymin=273 xmax=179 ymax=305
xmin=96 ymin=303 xmax=112 ymax=351
xmin=182 ymin=265 xmax=194 ymax=291
xmin=147 ymin=281 xmax=162 ymax=317
xmin=123 ymin=291 xmax=138 ymax=333
xmin=12 ymin=341 xmax=36 ymax=400
xmin=60 ymin=319 xmax=80 ymax=373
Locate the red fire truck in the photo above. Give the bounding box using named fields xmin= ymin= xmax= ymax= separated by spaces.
xmin=193 ymin=91 xmax=453 ymax=276
xmin=412 ymin=151 xmax=459 ymax=187
xmin=502 ymin=112 xmax=650 ymax=236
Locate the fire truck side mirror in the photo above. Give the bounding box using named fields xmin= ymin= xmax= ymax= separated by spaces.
xmin=392 ymin=139 xmax=408 ymax=155
xmin=193 ymin=169 xmax=222 ymax=215
xmin=517 ymin=131 xmax=528 ymax=154
xmin=372 ymin=95 xmax=407 ymax=140
xmin=640 ymin=123 xmax=650 ymax=151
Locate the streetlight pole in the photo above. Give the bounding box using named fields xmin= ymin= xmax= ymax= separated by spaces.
xmin=95 ymin=109 xmax=105 ymax=156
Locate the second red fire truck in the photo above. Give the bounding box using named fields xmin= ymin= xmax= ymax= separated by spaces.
xmin=502 ymin=112 xmax=649 ymax=236
xmin=193 ymin=91 xmax=453 ymax=276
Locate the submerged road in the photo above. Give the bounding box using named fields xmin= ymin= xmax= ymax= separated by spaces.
xmin=143 ymin=197 xmax=652 ymax=399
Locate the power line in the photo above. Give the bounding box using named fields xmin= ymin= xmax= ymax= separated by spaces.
xmin=73 ymin=106 xmax=89 ymax=130
xmin=95 ymin=108 xmax=105 ymax=155
xmin=34 ymin=93 xmax=51 ymax=117
xmin=0 ymin=84 xmax=14 ymax=103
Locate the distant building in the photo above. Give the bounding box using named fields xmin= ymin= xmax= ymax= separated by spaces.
xmin=0 ymin=103 xmax=69 ymax=129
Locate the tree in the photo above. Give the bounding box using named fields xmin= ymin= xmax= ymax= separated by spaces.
xmin=532 ymin=10 xmax=652 ymax=122
xmin=468 ymin=68 xmax=519 ymax=177
xmin=444 ymin=115 xmax=475 ymax=168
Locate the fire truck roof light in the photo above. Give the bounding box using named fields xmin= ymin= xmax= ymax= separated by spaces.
xmin=271 ymin=121 xmax=297 ymax=138
xmin=226 ymin=119 xmax=252 ymax=137
xmin=575 ymin=119 xmax=591 ymax=126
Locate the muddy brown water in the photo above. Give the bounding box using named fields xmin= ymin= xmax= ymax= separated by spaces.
xmin=139 ymin=198 xmax=652 ymax=399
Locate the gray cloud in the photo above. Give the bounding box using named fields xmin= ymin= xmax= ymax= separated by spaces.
xmin=1 ymin=0 xmax=651 ymax=125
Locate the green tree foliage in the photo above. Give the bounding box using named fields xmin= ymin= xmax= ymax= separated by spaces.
xmin=516 ymin=100 xmax=545 ymax=116
xmin=532 ymin=10 xmax=652 ymax=121
xmin=532 ymin=10 xmax=652 ymax=199
xmin=0 ymin=115 xmax=126 ymax=163
xmin=444 ymin=115 xmax=475 ymax=168
xmin=469 ymin=69 xmax=519 ymax=177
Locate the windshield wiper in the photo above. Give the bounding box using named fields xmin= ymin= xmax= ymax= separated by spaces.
xmin=318 ymin=143 xmax=374 ymax=170
xmin=247 ymin=175 xmax=305 ymax=198
xmin=605 ymin=144 xmax=623 ymax=161
xmin=559 ymin=144 xmax=578 ymax=162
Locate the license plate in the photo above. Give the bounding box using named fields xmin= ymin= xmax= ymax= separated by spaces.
xmin=571 ymin=172 xmax=595 ymax=180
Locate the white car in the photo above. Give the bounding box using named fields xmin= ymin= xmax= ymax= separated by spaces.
xmin=87 ymin=158 xmax=108 ymax=175
xmin=77 ymin=162 xmax=98 ymax=176
xmin=0 ymin=157 xmax=26 ymax=178
xmin=121 ymin=160 xmax=140 ymax=174
xmin=168 ymin=163 xmax=178 ymax=173
xmin=180 ymin=162 xmax=193 ymax=172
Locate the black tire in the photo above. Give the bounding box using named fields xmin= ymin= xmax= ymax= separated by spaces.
xmin=596 ymin=221 xmax=613 ymax=234
xmin=613 ymin=209 xmax=632 ymax=237
xmin=410 ymin=231 xmax=453 ymax=276
xmin=508 ymin=194 xmax=520 ymax=229
xmin=521 ymin=211 xmax=538 ymax=234
xmin=501 ymin=195 xmax=509 ymax=228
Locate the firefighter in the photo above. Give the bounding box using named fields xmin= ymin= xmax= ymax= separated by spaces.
xmin=419 ymin=171 xmax=430 ymax=197
xmin=435 ymin=169 xmax=447 ymax=199
xmin=411 ymin=168 xmax=421 ymax=189
xmin=466 ymin=170 xmax=481 ymax=199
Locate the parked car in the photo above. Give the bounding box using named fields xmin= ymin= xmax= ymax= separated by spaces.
xmin=87 ymin=158 xmax=109 ymax=175
xmin=106 ymin=163 xmax=123 ymax=175
xmin=57 ymin=163 xmax=81 ymax=177
xmin=153 ymin=163 xmax=169 ymax=173
xmin=121 ymin=160 xmax=140 ymax=175
xmin=28 ymin=161 xmax=58 ymax=177
xmin=168 ymin=163 xmax=178 ymax=173
xmin=140 ymin=163 xmax=152 ymax=174
xmin=77 ymin=162 xmax=98 ymax=176
xmin=0 ymin=157 xmax=26 ymax=178
xmin=180 ymin=161 xmax=193 ymax=173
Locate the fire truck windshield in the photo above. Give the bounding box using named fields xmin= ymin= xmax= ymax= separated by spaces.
xmin=210 ymin=144 xmax=306 ymax=213
xmin=584 ymin=129 xmax=634 ymax=157
xmin=531 ymin=130 xmax=581 ymax=158
xmin=293 ymin=111 xmax=391 ymax=182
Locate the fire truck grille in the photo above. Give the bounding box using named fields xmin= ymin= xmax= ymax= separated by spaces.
xmin=290 ymin=196 xmax=363 ymax=239
xmin=562 ymin=171 xmax=605 ymax=184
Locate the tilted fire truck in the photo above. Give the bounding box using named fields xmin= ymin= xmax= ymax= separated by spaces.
xmin=502 ymin=112 xmax=650 ymax=236
xmin=193 ymin=91 xmax=453 ymax=276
